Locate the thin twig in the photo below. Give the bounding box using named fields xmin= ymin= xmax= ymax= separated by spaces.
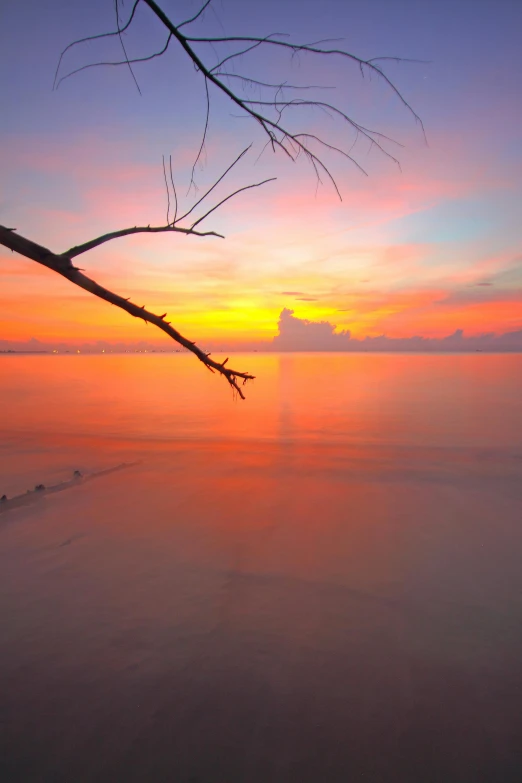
xmin=55 ymin=34 xmax=173 ymax=89
xmin=209 ymin=34 xmax=289 ymax=74
xmin=162 ymin=155 xmax=171 ymax=224
xmin=53 ymin=0 xmax=142 ymax=90
xmin=215 ymin=73 xmax=334 ymax=91
xmin=114 ymin=0 xmax=142 ymax=94
xmin=189 ymin=76 xmax=211 ymax=192
xmin=176 ymin=144 xmax=252 ymax=223
xmin=190 ymin=178 xmax=276 ymax=229
xmin=169 ymin=155 xmax=178 ymax=224
xmin=178 ymin=0 xmax=213 ymax=30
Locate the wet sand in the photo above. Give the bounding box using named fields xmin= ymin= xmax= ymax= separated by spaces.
xmin=1 ymin=434 xmax=522 ymax=782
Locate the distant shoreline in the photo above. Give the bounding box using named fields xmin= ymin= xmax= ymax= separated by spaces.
xmin=2 ymin=349 xmax=522 ymax=356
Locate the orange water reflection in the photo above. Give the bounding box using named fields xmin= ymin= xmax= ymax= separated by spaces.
xmin=1 ymin=352 xmax=522 ymax=449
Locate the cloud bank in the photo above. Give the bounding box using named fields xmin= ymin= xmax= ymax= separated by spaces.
xmin=271 ymin=309 xmax=522 ymax=352
xmin=271 ymin=309 xmax=352 ymax=351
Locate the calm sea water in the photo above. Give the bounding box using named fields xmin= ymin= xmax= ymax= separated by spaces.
xmin=1 ymin=353 xmax=522 ymax=782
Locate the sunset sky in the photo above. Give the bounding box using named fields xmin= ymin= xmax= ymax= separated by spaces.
xmin=1 ymin=0 xmax=521 ymax=350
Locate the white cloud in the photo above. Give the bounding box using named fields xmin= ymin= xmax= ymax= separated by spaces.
xmin=272 ymin=308 xmax=352 ymax=351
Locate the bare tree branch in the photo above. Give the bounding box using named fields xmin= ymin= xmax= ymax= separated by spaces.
xmin=19 ymin=1 xmax=427 ymax=399
xmin=63 ymin=224 xmax=224 ymax=260
xmin=0 ymin=140 xmax=279 ymax=397
xmin=0 ymin=224 xmax=253 ymax=398
xmin=240 ymin=97 xmax=405 ymax=168
xmin=53 ymin=0 xmax=142 ymax=90
xmin=183 ymin=33 xmax=425 ymax=133
xmin=55 ymin=0 xmax=424 ymax=199
xmin=128 ymin=3 xmax=347 ymax=196
xmin=55 ymin=34 xmax=173 ymax=90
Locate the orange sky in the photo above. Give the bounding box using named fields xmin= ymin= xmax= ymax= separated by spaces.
xmin=1 ymin=149 xmax=521 ymax=348
xmin=1 ymin=0 xmax=521 ymax=350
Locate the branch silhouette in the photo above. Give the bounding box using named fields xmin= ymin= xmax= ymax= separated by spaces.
xmin=0 ymin=223 xmax=254 ymax=398
xmin=55 ymin=0 xmax=425 ymax=197
xmin=2 ymin=0 xmax=425 ymax=399
xmin=0 ymin=134 xmax=274 ymax=397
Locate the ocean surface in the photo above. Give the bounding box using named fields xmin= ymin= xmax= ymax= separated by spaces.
xmin=1 ymin=353 xmax=522 ymax=782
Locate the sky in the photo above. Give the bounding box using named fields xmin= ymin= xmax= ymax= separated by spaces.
xmin=1 ymin=0 xmax=521 ymax=351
